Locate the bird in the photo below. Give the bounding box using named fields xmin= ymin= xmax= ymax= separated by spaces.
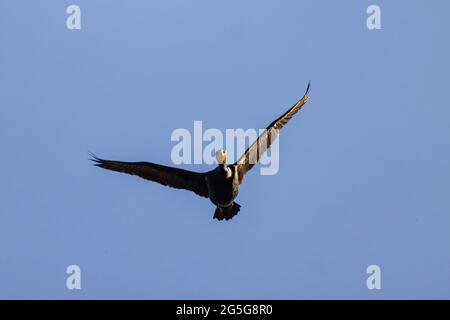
xmin=91 ymin=82 xmax=311 ymax=221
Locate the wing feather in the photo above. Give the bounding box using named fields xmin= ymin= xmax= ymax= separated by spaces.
xmin=91 ymin=155 xmax=209 ymax=198
xmin=234 ymin=82 xmax=311 ymax=183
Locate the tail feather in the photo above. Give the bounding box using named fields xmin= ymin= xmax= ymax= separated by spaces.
xmin=213 ymin=202 xmax=241 ymax=221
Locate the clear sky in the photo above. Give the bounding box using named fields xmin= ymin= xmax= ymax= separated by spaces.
xmin=1 ymin=0 xmax=449 ymax=299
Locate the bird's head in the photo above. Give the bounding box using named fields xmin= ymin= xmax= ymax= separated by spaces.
xmin=215 ymin=149 xmax=227 ymax=164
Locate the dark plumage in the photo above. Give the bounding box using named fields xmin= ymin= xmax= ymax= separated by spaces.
xmin=91 ymin=82 xmax=311 ymax=221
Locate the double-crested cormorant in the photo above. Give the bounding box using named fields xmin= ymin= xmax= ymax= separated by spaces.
xmin=91 ymin=82 xmax=311 ymax=221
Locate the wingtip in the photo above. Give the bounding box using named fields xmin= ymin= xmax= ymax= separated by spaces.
xmin=305 ymin=81 xmax=311 ymax=96
xmin=88 ymin=151 xmax=101 ymax=164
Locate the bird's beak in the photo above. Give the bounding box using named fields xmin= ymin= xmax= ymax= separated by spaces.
xmin=216 ymin=149 xmax=227 ymax=164
xmin=221 ymin=151 xmax=227 ymax=164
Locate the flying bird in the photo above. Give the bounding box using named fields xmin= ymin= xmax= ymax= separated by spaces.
xmin=91 ymin=82 xmax=311 ymax=221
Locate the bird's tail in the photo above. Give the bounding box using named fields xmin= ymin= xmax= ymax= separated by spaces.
xmin=213 ymin=202 xmax=241 ymax=221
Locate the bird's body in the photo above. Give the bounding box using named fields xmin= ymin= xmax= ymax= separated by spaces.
xmin=205 ymin=164 xmax=239 ymax=208
xmin=91 ymin=82 xmax=311 ymax=221
xmin=204 ymin=164 xmax=241 ymax=220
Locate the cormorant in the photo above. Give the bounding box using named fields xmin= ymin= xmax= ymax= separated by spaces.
xmin=91 ymin=82 xmax=311 ymax=221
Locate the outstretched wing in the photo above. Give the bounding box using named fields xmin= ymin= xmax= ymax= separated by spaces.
xmin=234 ymin=82 xmax=311 ymax=184
xmin=91 ymin=155 xmax=209 ymax=198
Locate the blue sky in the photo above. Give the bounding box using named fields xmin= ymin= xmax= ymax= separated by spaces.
xmin=1 ymin=0 xmax=450 ymax=299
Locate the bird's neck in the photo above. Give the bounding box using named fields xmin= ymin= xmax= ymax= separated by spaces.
xmin=220 ymin=163 xmax=232 ymax=178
